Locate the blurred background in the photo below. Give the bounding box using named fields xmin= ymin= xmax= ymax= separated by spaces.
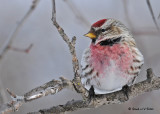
xmin=0 ymin=0 xmax=160 ymax=114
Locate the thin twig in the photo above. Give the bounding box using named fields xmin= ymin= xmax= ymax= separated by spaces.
xmin=123 ymin=0 xmax=134 ymax=30
xmin=146 ymin=0 xmax=159 ymax=30
xmin=63 ymin=0 xmax=90 ymax=27
xmin=51 ymin=0 xmax=79 ymax=78
xmin=133 ymin=29 xmax=160 ymax=36
xmin=0 ymin=0 xmax=40 ymax=107
xmin=6 ymin=89 xmax=16 ymax=98
xmin=51 ymin=0 xmax=88 ymax=99
xmin=8 ymin=44 xmax=33 ymax=53
xmin=158 ymin=13 xmax=160 ymax=19
xmin=0 ymin=0 xmax=40 ymax=58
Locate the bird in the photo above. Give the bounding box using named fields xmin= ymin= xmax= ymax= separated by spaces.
xmin=81 ymin=18 xmax=144 ymax=95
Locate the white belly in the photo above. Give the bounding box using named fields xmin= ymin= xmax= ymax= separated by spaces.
xmin=81 ymin=59 xmax=133 ymax=94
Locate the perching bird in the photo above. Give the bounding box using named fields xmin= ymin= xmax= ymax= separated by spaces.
xmin=81 ymin=19 xmax=144 ymax=95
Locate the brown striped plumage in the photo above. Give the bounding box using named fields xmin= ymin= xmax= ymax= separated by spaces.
xmin=81 ymin=19 xmax=144 ymax=94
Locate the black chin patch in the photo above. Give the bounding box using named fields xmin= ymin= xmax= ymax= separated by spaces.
xmin=99 ymin=37 xmax=122 ymax=46
xmin=92 ymin=39 xmax=96 ymax=43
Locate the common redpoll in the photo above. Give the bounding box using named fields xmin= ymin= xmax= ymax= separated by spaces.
xmin=81 ymin=19 xmax=144 ymax=94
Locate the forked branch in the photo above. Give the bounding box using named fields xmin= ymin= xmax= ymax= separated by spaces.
xmin=51 ymin=0 xmax=88 ymax=98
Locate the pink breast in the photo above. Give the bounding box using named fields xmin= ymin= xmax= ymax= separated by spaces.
xmin=90 ymin=43 xmax=133 ymax=74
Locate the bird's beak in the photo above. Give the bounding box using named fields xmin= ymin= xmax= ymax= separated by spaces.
xmin=84 ymin=32 xmax=96 ymax=39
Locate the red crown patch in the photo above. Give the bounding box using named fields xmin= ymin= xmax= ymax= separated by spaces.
xmin=91 ymin=19 xmax=107 ymax=27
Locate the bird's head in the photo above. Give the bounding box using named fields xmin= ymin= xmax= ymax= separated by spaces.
xmin=84 ymin=18 xmax=130 ymax=46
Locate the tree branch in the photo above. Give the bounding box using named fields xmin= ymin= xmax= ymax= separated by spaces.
xmin=0 ymin=0 xmax=39 ymax=58
xmin=1 ymin=68 xmax=159 ymax=114
xmin=29 ymin=69 xmax=160 ymax=114
xmin=158 ymin=13 xmax=160 ymax=19
xmin=146 ymin=0 xmax=159 ymax=30
xmin=51 ymin=0 xmax=88 ymax=99
xmin=63 ymin=0 xmax=90 ymax=27
xmin=123 ymin=0 xmax=134 ymax=30
xmin=0 ymin=0 xmax=39 ymax=107
xmin=0 ymin=77 xmax=74 ymax=113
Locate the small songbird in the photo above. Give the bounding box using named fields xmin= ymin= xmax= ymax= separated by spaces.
xmin=81 ymin=19 xmax=144 ymax=94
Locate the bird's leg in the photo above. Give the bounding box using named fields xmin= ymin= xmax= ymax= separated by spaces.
xmin=89 ymin=85 xmax=95 ymax=100
xmin=122 ymin=84 xmax=131 ymax=100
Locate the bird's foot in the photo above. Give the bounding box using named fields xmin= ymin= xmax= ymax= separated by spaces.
xmin=88 ymin=85 xmax=96 ymax=105
xmin=122 ymin=85 xmax=131 ymax=100
xmin=89 ymin=85 xmax=95 ymax=100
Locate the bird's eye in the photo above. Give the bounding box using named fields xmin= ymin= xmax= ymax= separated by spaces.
xmin=101 ymin=29 xmax=106 ymax=32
